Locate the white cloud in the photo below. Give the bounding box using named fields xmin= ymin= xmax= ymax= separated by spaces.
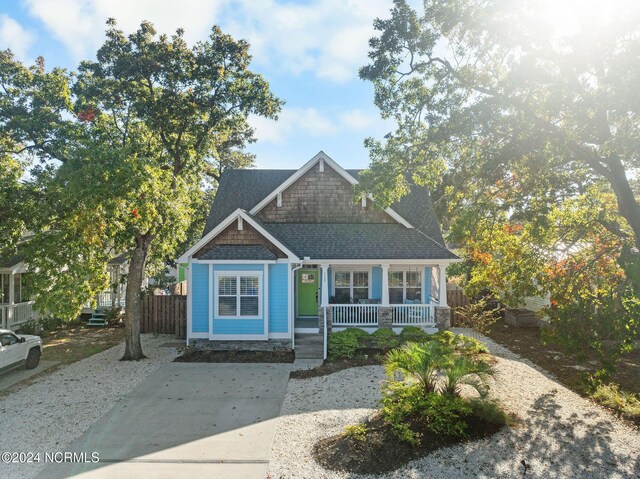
xmin=339 ymin=109 xmax=378 ymax=131
xmin=0 ymin=15 xmax=35 ymax=61
xmin=24 ymin=0 xmax=227 ymax=60
xmin=24 ymin=0 xmax=393 ymax=82
xmin=250 ymin=107 xmax=338 ymax=144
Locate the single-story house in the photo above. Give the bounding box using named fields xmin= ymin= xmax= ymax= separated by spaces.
xmin=178 ymin=152 xmax=460 ymax=357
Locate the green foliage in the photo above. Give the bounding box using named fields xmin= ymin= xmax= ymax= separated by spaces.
xmin=384 ymin=341 xmax=452 ymax=393
xmin=342 ymin=424 xmax=368 ymax=442
xmin=1 ymin=21 xmax=282 ymax=358
xmin=371 ymin=328 xmax=400 ymax=349
xmin=455 ymin=300 xmax=501 ymax=335
xmin=467 ymin=398 xmax=510 ymax=427
xmin=38 ymin=316 xmax=64 ymax=333
xmin=381 ymin=384 xmax=471 ymax=443
xmin=329 ymin=328 xmax=369 ymax=359
xmin=590 ymin=384 xmax=640 ymax=421
xmin=457 ymin=335 xmax=489 ymax=355
xmin=440 ymin=355 xmax=495 ymax=398
xmin=399 ymin=326 xmax=430 ymax=343
xmin=18 ymin=320 xmax=38 ymax=335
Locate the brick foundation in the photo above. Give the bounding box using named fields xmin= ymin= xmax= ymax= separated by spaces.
xmin=188 ymin=338 xmax=292 ymax=351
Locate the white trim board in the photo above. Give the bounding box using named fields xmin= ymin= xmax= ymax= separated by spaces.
xmin=248 ymin=151 xmax=414 ymax=229
xmin=177 ymin=208 xmax=299 ymax=262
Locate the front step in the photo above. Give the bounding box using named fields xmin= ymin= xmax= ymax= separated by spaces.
xmin=295 ymin=333 xmax=324 ymax=360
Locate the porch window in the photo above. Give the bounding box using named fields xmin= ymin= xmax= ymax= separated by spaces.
xmin=389 ymin=270 xmax=422 ymax=303
xmin=216 ymin=272 xmax=261 ymax=318
xmin=333 ymin=271 xmax=369 ymax=303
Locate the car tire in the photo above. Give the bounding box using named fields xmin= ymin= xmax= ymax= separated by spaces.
xmin=25 ymin=348 xmax=41 ymax=370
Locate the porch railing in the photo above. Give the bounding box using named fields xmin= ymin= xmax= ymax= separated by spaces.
xmin=392 ymin=304 xmax=435 ymax=326
xmin=331 ymin=304 xmax=379 ymax=326
xmin=96 ymin=291 xmax=126 ymax=309
xmin=0 ymin=301 xmax=38 ymax=330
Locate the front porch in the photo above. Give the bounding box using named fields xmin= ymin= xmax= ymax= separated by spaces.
xmin=294 ymin=261 xmax=451 ymax=333
xmin=1 ymin=268 xmax=38 ymax=330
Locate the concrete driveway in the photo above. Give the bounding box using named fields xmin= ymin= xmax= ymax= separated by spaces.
xmin=38 ymin=362 xmax=291 ymax=479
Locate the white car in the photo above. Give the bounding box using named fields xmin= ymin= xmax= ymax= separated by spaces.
xmin=0 ymin=329 xmax=43 ymax=373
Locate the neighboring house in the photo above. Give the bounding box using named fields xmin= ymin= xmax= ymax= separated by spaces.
xmin=178 ymin=152 xmax=459 ymax=355
xmin=82 ymin=253 xmax=129 ymax=313
xmin=0 ymin=250 xmax=38 ymax=330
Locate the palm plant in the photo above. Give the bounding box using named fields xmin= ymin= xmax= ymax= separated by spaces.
xmin=440 ymin=355 xmax=495 ymax=398
xmin=384 ymin=341 xmax=451 ymax=394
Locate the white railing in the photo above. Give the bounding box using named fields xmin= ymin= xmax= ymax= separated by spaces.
xmin=392 ymin=304 xmax=435 ymax=326
xmin=331 ymin=304 xmax=379 ymax=326
xmin=0 ymin=301 xmax=37 ymax=330
xmin=96 ymin=292 xmax=125 ymax=309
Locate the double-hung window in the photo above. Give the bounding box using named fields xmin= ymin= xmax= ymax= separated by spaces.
xmin=216 ymin=272 xmax=262 ymax=318
xmin=389 ymin=270 xmax=422 ymax=303
xmin=333 ymin=270 xmax=369 ymax=303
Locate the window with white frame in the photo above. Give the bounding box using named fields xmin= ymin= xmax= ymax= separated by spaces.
xmin=333 ymin=270 xmax=369 ymax=302
xmin=389 ymin=269 xmax=422 ymax=303
xmin=216 ymin=272 xmax=262 ymax=318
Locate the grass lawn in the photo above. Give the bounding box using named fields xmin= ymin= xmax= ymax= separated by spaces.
xmin=42 ymin=323 xmax=125 ymax=365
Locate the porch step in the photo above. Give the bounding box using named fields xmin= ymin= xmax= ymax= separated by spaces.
xmin=295 ymin=333 xmax=324 ymax=360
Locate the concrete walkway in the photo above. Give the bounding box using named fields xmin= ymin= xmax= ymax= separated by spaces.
xmin=0 ymin=360 xmax=58 ymax=392
xmin=38 ymin=362 xmax=292 ymax=479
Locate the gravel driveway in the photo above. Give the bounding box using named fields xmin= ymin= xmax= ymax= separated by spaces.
xmin=0 ymin=334 xmax=179 ymax=479
xmin=268 ymin=331 xmax=640 ymax=479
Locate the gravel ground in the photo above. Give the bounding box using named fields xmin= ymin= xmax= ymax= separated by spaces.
xmin=268 ymin=330 xmax=640 ymax=479
xmin=0 ymin=334 xmax=179 ymax=479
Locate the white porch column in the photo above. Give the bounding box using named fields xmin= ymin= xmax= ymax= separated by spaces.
xmin=320 ymin=263 xmax=329 ymax=307
xmin=381 ymin=264 xmax=390 ymax=306
xmin=7 ymin=272 xmax=14 ymax=327
xmin=439 ymin=264 xmax=448 ymax=306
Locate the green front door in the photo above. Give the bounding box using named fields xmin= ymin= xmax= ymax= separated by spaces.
xmin=297 ymin=269 xmax=319 ymax=316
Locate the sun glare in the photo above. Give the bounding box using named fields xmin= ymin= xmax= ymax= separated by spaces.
xmin=540 ymin=0 xmax=623 ymax=38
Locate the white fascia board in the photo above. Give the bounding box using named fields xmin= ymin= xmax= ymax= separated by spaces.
xmin=177 ymin=208 xmax=299 ymax=262
xmin=193 ymin=260 xmax=277 ymax=264
xmin=248 ymin=151 xmax=414 ymax=229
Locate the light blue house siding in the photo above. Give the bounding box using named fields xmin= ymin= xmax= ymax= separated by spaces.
xmin=190 ymin=262 xmax=290 ymax=336
xmin=191 ymin=263 xmax=209 ymax=333
xmin=269 ymin=263 xmax=289 ymax=333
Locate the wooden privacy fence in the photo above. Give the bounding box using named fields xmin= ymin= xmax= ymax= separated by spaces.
xmin=140 ymin=294 xmax=187 ymax=339
xmin=447 ymin=285 xmax=470 ymax=326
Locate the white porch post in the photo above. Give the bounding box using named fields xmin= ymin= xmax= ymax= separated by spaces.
xmin=381 ymin=264 xmax=390 ymax=306
xmin=439 ymin=264 xmax=448 ymax=306
xmin=320 ymin=263 xmax=329 ymax=307
xmin=7 ymin=272 xmax=14 ymax=327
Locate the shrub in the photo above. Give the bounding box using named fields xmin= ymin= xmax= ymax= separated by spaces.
xmin=399 ymin=326 xmax=429 ymax=343
xmin=591 ymin=384 xmax=640 ymax=420
xmin=18 ymin=320 xmax=39 ymax=335
xmin=343 ymin=424 xmax=368 ymax=441
xmin=432 ymin=330 xmax=457 ymax=346
xmin=381 ymin=384 xmax=472 ymax=443
xmin=468 ymin=398 xmax=510 ymax=427
xmin=371 ymin=328 xmax=399 ymax=349
xmin=39 ymin=315 xmax=64 ymax=333
xmin=440 ymin=355 xmax=495 ymax=398
xmin=384 ymin=341 xmax=453 ymax=393
xmin=458 ymin=335 xmax=489 ymax=355
xmin=329 ymin=328 xmax=369 ymax=358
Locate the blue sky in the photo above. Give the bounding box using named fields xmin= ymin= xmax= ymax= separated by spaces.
xmin=0 ymin=0 xmax=399 ymax=170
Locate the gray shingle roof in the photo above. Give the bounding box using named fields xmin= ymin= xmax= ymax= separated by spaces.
xmin=260 ymin=223 xmax=457 ymax=260
xmin=199 ymin=245 xmax=277 ymax=261
xmin=199 ymin=165 xmax=457 ymax=261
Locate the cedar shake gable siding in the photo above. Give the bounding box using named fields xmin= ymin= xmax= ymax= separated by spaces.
xmin=255 ymin=162 xmax=396 ymax=224
xmin=193 ymin=221 xmax=288 ymax=259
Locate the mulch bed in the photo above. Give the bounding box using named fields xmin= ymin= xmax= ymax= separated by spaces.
xmin=174 ymin=349 xmax=295 ymax=363
xmin=290 ymin=348 xmax=386 ymax=379
xmin=313 ymin=412 xmax=505 ymax=474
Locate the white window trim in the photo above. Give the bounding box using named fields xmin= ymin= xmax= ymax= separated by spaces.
xmin=388 ymin=268 xmax=425 ymax=304
xmin=331 ymin=267 xmax=372 ymax=301
xmin=214 ymin=271 xmax=263 ymax=320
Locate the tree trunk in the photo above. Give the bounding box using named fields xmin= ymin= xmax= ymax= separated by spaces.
xmin=607 ymin=156 xmax=640 ymax=251
xmin=121 ymin=234 xmax=152 ymax=361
